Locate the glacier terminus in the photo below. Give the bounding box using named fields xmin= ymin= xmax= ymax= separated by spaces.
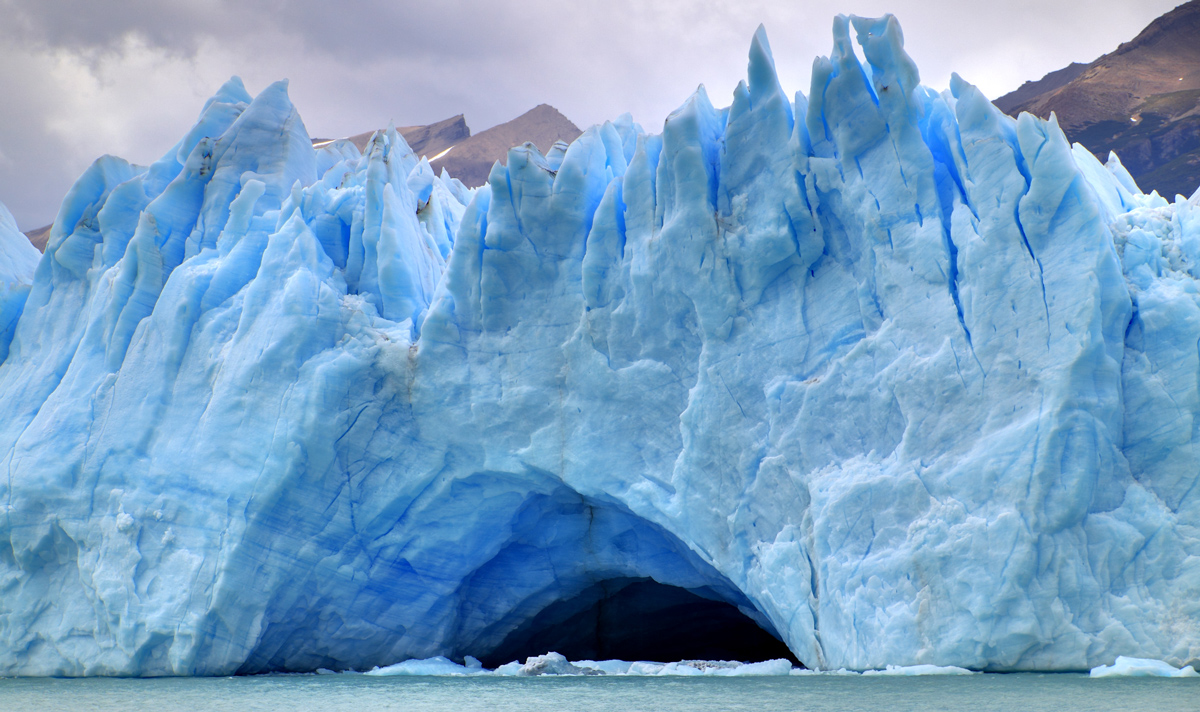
xmin=0 ymin=15 xmax=1198 ymax=675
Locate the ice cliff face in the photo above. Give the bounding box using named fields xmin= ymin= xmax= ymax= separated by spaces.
xmin=1 ymin=16 xmax=1199 ymax=676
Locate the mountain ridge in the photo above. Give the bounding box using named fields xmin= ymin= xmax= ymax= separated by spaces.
xmin=992 ymin=62 xmax=1088 ymax=115
xmin=314 ymin=104 xmax=582 ymax=189
xmin=994 ymin=0 xmax=1200 ymax=197
xmin=433 ymin=104 xmax=581 ymax=187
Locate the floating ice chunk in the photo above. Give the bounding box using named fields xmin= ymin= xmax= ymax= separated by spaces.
xmin=492 ymin=661 xmax=524 ymax=676
xmin=654 ymin=659 xmax=793 ymax=676
xmin=490 ymin=657 xmax=793 ymax=676
xmin=862 ymin=664 xmax=975 ymax=676
xmin=571 ymin=660 xmax=635 ymax=675
xmin=654 ymin=662 xmax=706 ymax=676
xmin=1089 ymin=657 xmax=1200 ymax=678
xmin=723 ymin=659 xmax=795 ymax=676
xmin=365 ymin=656 xmax=486 ymax=676
xmin=514 ymin=652 xmax=603 ymax=676
xmin=626 ymin=661 xmax=667 ymax=675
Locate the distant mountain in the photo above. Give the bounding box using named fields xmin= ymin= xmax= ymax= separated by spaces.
xmin=433 ymin=105 xmax=582 ymax=187
xmin=22 ymin=225 xmax=50 ymax=252
xmin=313 ymin=104 xmax=582 ymax=188
xmin=994 ymin=0 xmax=1200 ymax=198
xmin=313 ymin=114 xmax=471 ymax=158
xmin=993 ymin=63 xmax=1088 ymax=115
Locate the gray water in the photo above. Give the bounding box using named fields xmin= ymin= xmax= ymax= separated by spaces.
xmin=2 ymin=674 xmax=1197 ymax=712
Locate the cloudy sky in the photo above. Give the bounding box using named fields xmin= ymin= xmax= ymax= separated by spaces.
xmin=0 ymin=0 xmax=1181 ymax=230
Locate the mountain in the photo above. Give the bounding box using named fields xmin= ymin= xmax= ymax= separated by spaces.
xmin=313 ymin=113 xmax=471 ymax=157
xmin=21 ymin=224 xmax=51 ymax=252
xmin=317 ymin=105 xmax=582 ymax=188
xmin=432 ymin=104 xmax=582 ymax=187
xmin=2 ymin=15 xmax=1200 ymax=677
xmin=992 ymin=62 xmax=1088 ymax=115
xmin=994 ymin=0 xmax=1200 ymax=197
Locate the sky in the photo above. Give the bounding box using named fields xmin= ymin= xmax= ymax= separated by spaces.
xmin=0 ymin=0 xmax=1183 ymax=230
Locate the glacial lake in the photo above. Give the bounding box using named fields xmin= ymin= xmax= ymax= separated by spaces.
xmin=2 ymin=673 xmax=1197 ymax=712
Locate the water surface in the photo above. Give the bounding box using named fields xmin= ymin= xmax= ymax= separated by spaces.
xmin=3 ymin=673 xmax=1198 ymax=712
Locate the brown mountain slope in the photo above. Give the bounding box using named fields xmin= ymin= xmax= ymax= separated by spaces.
xmin=387 ymin=114 xmax=471 ymax=157
xmin=432 ymin=105 xmax=582 ymax=187
xmin=313 ymin=105 xmax=582 ymax=189
xmin=313 ymin=114 xmax=471 ymax=157
xmin=1009 ymin=2 xmax=1200 ymax=132
xmin=22 ymin=224 xmax=51 ymax=252
xmin=993 ymin=63 xmax=1088 ymax=115
xmin=995 ymin=0 xmax=1200 ymax=197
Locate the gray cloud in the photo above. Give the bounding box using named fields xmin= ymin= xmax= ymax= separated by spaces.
xmin=1 ymin=0 xmax=214 ymax=51
xmin=0 ymin=0 xmax=1182 ymax=229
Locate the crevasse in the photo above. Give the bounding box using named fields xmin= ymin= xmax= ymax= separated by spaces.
xmin=0 ymin=15 xmax=1198 ymax=676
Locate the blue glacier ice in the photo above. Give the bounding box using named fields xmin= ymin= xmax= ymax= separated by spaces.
xmin=1 ymin=16 xmax=1199 ymax=676
xmin=0 ymin=200 xmax=39 ymax=363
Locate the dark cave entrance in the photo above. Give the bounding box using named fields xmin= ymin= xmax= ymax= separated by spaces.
xmin=479 ymin=577 xmax=799 ymax=668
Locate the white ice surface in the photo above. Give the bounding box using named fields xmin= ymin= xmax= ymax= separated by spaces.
xmin=370 ymin=654 xmax=796 ymax=676
xmin=861 ymin=664 xmax=974 ymax=676
xmin=346 ymin=655 xmax=976 ymax=677
xmin=1089 ymin=657 xmax=1200 ymax=678
xmin=365 ymin=655 xmax=486 ymax=676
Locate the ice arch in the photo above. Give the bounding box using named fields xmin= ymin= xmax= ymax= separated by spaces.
xmin=228 ymin=477 xmax=787 ymax=673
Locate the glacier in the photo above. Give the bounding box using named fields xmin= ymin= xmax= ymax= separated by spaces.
xmin=1 ymin=14 xmax=1199 ymax=676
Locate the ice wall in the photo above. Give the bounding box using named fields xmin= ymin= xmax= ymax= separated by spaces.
xmin=0 ymin=17 xmax=1198 ymax=676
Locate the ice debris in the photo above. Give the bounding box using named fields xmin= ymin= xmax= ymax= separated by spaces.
xmin=499 ymin=652 xmax=603 ymax=676
xmin=1 ymin=15 xmax=1200 ymax=677
xmin=366 ymin=654 xmax=796 ymax=677
xmin=326 ymin=655 xmax=973 ymax=677
xmin=1089 ymin=657 xmax=1200 ymax=678
xmin=861 ymin=664 xmax=974 ymax=676
xmin=366 ymin=656 xmax=486 ymax=676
